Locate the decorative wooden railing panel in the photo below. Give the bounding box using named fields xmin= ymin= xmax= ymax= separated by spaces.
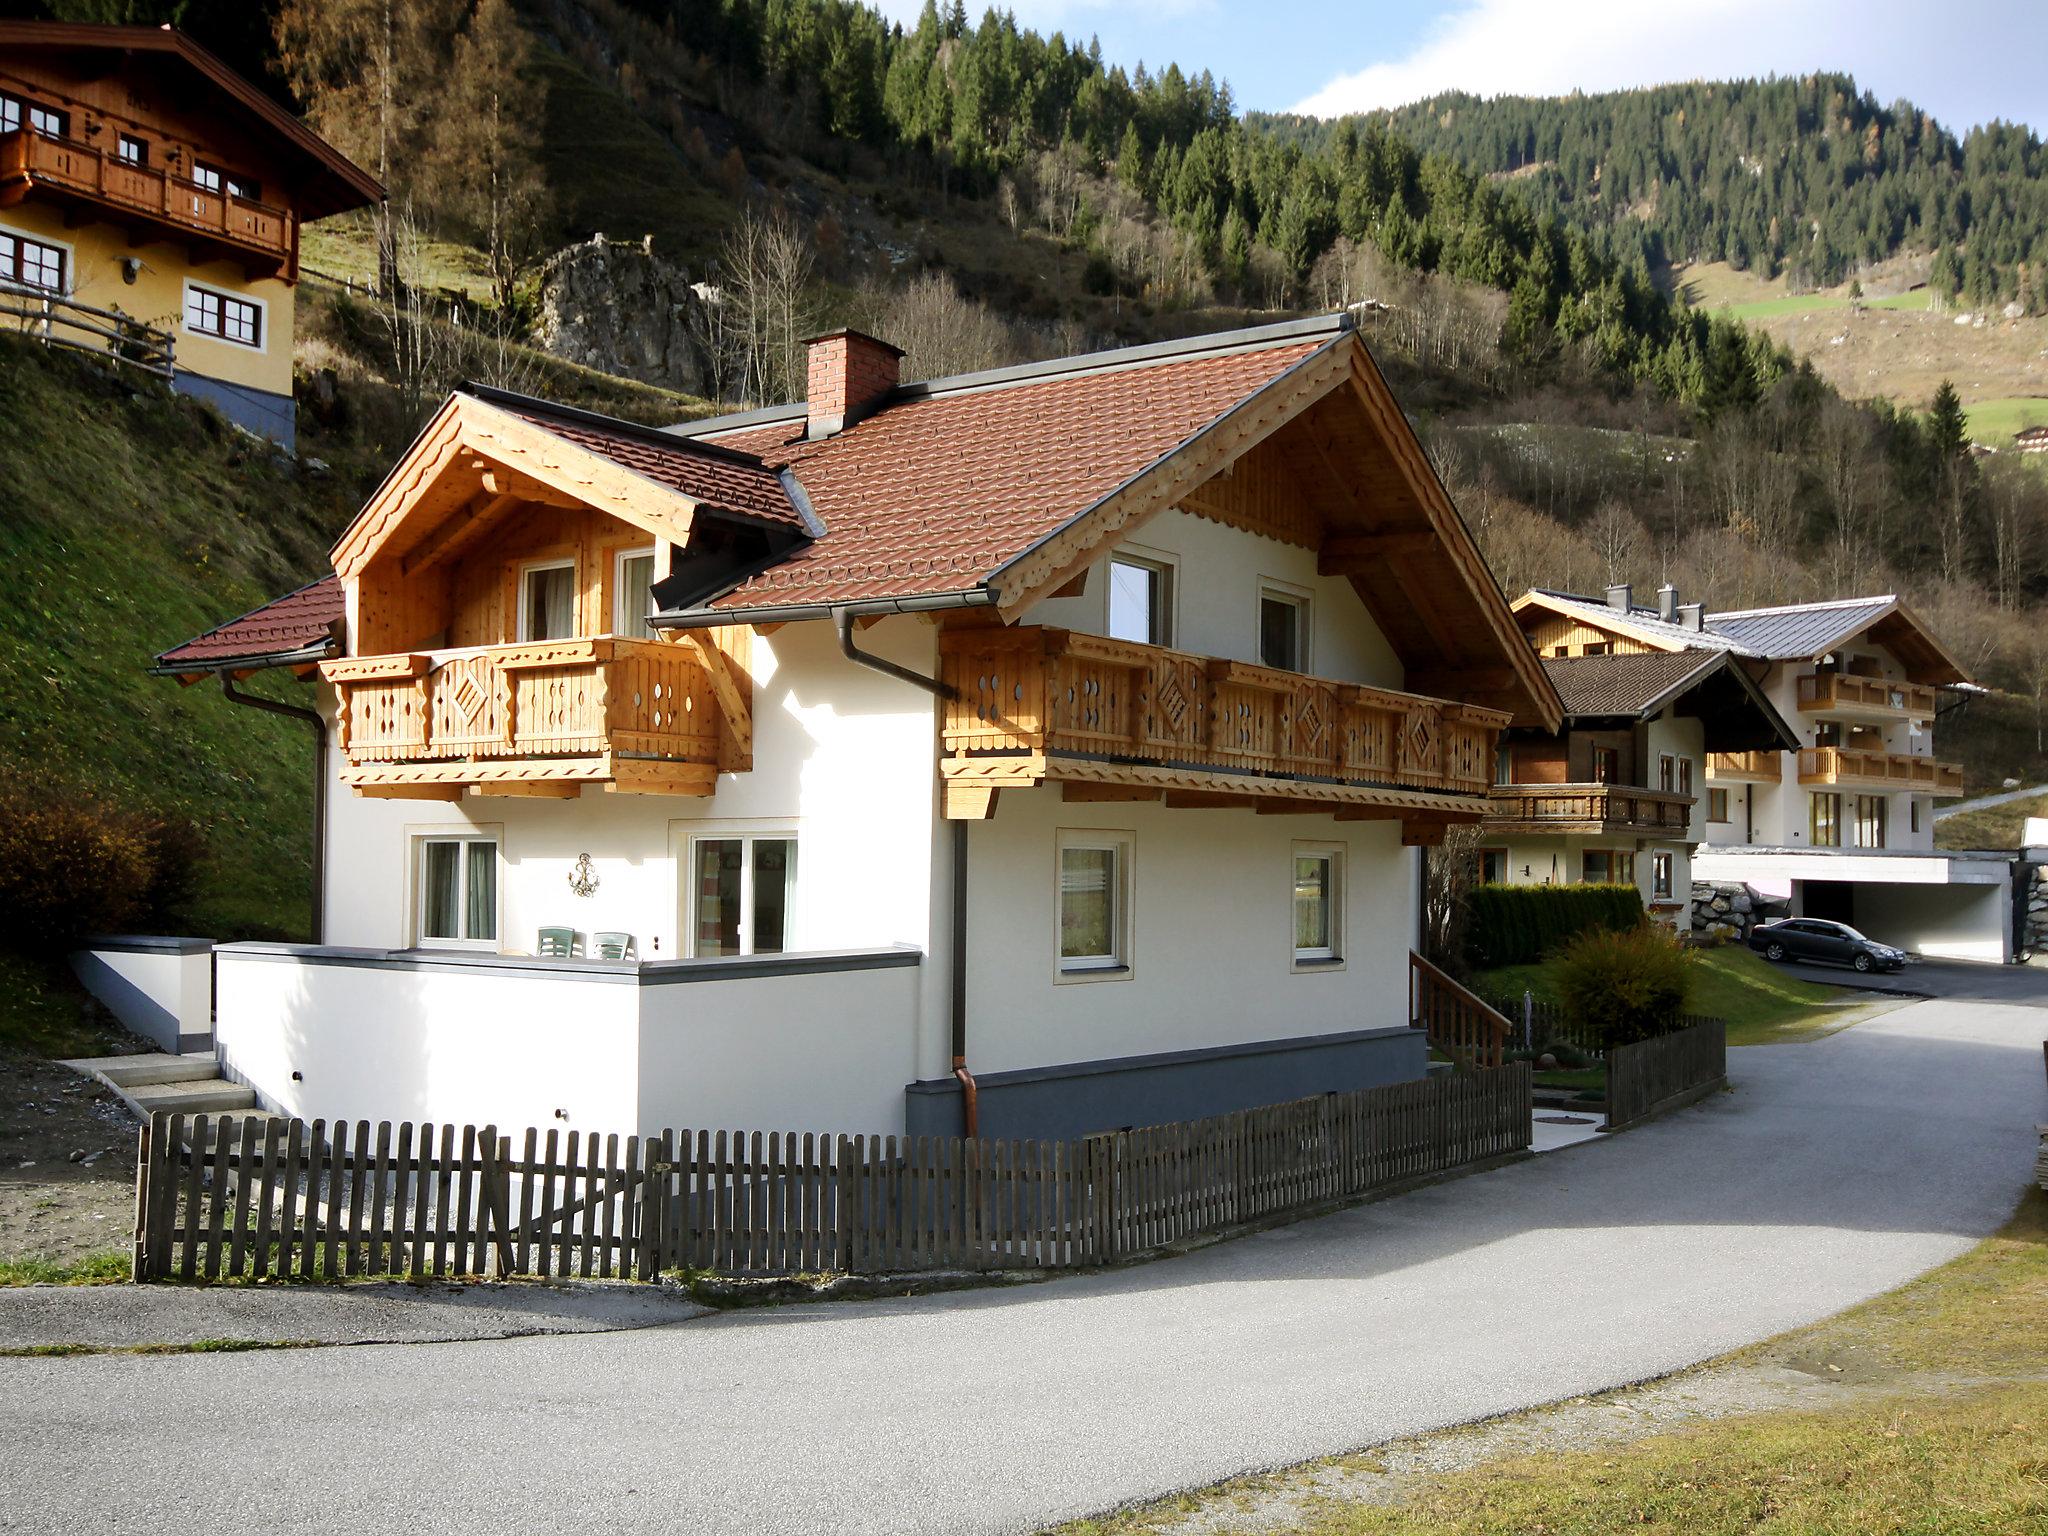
xmin=1706 ymin=751 xmax=1783 ymax=783
xmin=327 ymin=637 xmax=724 ymax=770
xmin=1 ymin=128 xmax=293 ymax=264
xmin=940 ymin=626 xmax=1504 ymax=799
xmin=1796 ymin=746 xmax=1965 ymax=795
xmin=1409 ymin=952 xmax=1512 ymax=1070
xmin=1485 ymin=782 xmax=1693 ymax=835
xmin=1797 ymin=672 xmax=1936 ymax=720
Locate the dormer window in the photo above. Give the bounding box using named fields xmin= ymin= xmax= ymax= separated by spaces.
xmin=519 ymin=559 xmax=577 ymax=641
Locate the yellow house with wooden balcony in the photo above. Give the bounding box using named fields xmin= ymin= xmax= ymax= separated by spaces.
xmin=0 ymin=21 xmax=381 ymax=447
xmin=155 ymin=315 xmax=1559 ymax=1144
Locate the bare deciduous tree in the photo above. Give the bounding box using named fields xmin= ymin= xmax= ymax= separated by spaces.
xmin=716 ymin=207 xmax=819 ymax=406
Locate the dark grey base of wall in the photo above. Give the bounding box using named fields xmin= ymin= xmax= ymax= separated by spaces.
xmin=172 ymin=373 xmax=295 ymax=450
xmin=904 ymin=1026 xmax=1428 ymax=1142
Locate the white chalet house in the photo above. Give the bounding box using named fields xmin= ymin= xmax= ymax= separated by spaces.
xmin=1511 ymin=585 xmax=2019 ymax=962
xmin=154 ymin=316 xmax=1560 ymax=1141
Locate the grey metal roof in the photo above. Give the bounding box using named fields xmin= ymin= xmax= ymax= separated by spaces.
xmin=1702 ymin=596 xmax=1901 ymax=660
xmin=1524 ymin=589 xmax=1747 ymax=653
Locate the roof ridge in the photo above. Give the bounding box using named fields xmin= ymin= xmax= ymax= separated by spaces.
xmin=664 ymin=313 xmax=1354 ymax=440
xmin=1708 ymin=594 xmax=1897 ymax=619
xmin=461 ymin=382 xmax=776 ymax=469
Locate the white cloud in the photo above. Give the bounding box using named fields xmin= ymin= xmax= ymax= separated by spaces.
xmin=1289 ymin=0 xmax=1912 ymax=119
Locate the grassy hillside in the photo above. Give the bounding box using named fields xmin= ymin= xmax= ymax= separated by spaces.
xmin=0 ymin=340 xmax=353 ymax=939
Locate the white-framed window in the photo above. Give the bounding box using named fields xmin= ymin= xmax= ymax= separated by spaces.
xmin=0 ymin=228 xmax=66 ymax=293
xmin=413 ymin=834 xmax=499 ymax=949
xmin=1257 ymin=582 xmax=1311 ymax=672
xmin=1056 ymin=830 xmax=1132 ymax=978
xmin=518 ymin=558 xmax=578 ymax=642
xmin=183 ymin=282 xmax=263 ymax=349
xmin=1292 ymin=844 xmax=1343 ymax=966
xmin=687 ymin=832 xmax=798 ymax=957
xmin=1108 ymin=549 xmax=1175 ymax=647
xmin=1651 ymin=851 xmax=1674 ymax=901
xmin=615 ymin=547 xmax=657 ymax=639
xmin=116 ymin=133 xmax=149 ymax=166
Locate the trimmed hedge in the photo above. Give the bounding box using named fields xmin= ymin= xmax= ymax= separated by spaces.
xmin=1464 ymin=882 xmax=1645 ymax=968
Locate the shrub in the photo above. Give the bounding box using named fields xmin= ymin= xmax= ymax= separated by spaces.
xmin=0 ymin=790 xmax=206 ymax=948
xmin=1553 ymin=923 xmax=1696 ymax=1048
xmin=1464 ymin=882 xmax=1645 ymax=968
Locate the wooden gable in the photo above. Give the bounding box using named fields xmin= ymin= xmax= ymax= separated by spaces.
xmin=990 ymin=330 xmax=1562 ymax=730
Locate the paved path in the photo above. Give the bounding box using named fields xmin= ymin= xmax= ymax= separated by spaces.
xmin=0 ymin=1279 xmax=708 ymax=1351
xmin=3 ymin=999 xmax=2043 ymax=1535
xmin=1933 ymin=782 xmax=2045 ymax=821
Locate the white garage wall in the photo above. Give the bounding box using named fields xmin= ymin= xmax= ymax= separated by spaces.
xmin=70 ymin=938 xmax=213 ymax=1053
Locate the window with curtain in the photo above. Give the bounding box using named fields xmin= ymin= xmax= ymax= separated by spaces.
xmin=1058 ymin=836 xmax=1128 ymax=973
xmin=1855 ymin=795 xmax=1887 ymax=849
xmin=521 ymin=561 xmax=577 ymax=641
xmin=1258 ymin=588 xmax=1309 ymax=671
xmin=2 ymin=232 xmax=65 ymax=293
xmin=1651 ymin=852 xmax=1674 ymax=900
xmin=1478 ymin=849 xmax=1507 ymax=885
xmin=1810 ymin=792 xmax=1842 ymax=848
xmin=1292 ymin=849 xmax=1341 ymax=963
xmin=416 ymin=837 xmax=497 ymax=948
xmin=690 ymin=834 xmax=797 ymax=956
xmin=616 ymin=550 xmax=656 ymax=638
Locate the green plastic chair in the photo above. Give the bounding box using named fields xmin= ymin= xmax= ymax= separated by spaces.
xmin=594 ymin=931 xmax=634 ymax=961
xmin=536 ymin=927 xmax=578 ymax=958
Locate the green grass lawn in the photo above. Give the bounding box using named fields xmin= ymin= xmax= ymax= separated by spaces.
xmin=1476 ymin=944 xmax=1855 ymax=1046
xmin=1964 ymin=395 xmax=2048 ymax=444
xmin=1936 ymin=789 xmax=2048 ymax=850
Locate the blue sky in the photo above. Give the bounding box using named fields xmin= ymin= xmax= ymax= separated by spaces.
xmin=875 ymin=0 xmax=2046 ymax=134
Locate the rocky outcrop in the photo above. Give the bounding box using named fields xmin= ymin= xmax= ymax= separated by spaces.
xmin=1688 ymin=881 xmax=1774 ymax=945
xmin=535 ymin=234 xmax=714 ymax=396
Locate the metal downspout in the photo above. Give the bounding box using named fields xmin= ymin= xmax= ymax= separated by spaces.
xmin=830 ymin=608 xmax=979 ymax=1134
xmin=221 ymin=676 xmax=327 ymax=944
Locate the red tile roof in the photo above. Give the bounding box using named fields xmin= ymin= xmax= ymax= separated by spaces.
xmin=688 ymin=335 xmax=1329 ymax=609
xmin=153 ymin=575 xmax=343 ymax=672
xmin=497 ymin=401 xmax=806 ymax=531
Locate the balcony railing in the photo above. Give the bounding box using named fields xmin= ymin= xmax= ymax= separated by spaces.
xmin=0 ymin=128 xmax=293 ymax=266
xmin=937 ymin=625 xmax=1506 ymax=811
xmin=1484 ymin=782 xmax=1694 ymax=836
xmin=1797 ymin=672 xmax=1936 ymax=720
xmin=1797 ymin=746 xmax=1965 ymax=796
xmin=1706 ymin=751 xmax=1782 ymax=783
xmin=323 ymin=637 xmax=741 ymax=796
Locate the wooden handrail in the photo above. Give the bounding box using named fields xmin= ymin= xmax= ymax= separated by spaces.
xmin=1797 ymin=672 xmax=1935 ymax=717
xmin=1797 ymin=746 xmax=1965 ymax=793
xmin=1485 ymin=782 xmax=1692 ymax=831
xmin=0 ymin=280 xmax=175 ymax=380
xmin=1409 ymin=952 xmax=1511 ymax=1070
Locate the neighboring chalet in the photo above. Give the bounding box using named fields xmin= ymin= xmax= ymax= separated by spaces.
xmin=1513 ymin=585 xmax=2018 ymax=961
xmin=1483 ymin=644 xmax=1798 ymax=924
xmin=0 ymin=22 xmax=381 ymax=445
xmin=154 ymin=315 xmax=1561 ymax=1142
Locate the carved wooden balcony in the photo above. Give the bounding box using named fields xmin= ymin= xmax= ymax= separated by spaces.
xmin=1 ymin=128 xmax=294 ymax=272
xmin=1796 ymin=746 xmax=1964 ymax=797
xmin=323 ymin=635 xmax=750 ymax=799
xmin=1484 ymin=782 xmax=1694 ymax=838
xmin=1796 ymin=672 xmax=1937 ymax=722
xmin=1706 ymin=751 xmax=1782 ymax=783
xmin=936 ymin=625 xmax=1507 ymax=824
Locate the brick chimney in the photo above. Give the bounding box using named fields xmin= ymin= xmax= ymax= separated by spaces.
xmin=803 ymin=328 xmax=904 ymax=440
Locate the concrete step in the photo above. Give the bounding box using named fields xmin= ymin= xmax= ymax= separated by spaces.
xmin=126 ymin=1078 xmax=257 ymax=1115
xmin=61 ymin=1052 xmax=219 ymax=1088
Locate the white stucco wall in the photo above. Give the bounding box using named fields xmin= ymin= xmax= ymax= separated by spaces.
xmin=70 ymin=940 xmax=213 ymax=1053
xmin=962 ymin=793 xmax=1415 ymax=1077
xmin=1023 ymin=507 xmax=1406 ymax=688
xmin=215 ymin=946 xmax=924 ymax=1138
xmin=1707 ymin=641 xmax=1937 ymax=853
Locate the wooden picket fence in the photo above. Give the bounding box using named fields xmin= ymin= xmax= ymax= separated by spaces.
xmin=1606 ymin=1018 xmax=1727 ymax=1130
xmin=131 ymin=1065 xmax=1531 ymax=1283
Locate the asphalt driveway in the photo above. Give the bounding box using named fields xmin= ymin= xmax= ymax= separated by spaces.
xmin=2 ymin=998 xmax=2042 ymax=1535
xmin=1771 ymin=953 xmax=2048 ymax=1005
